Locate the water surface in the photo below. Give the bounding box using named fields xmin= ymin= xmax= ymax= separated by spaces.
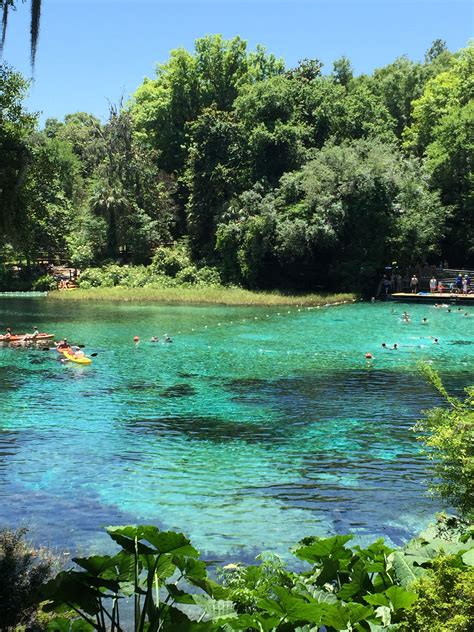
xmin=0 ymin=298 xmax=472 ymax=559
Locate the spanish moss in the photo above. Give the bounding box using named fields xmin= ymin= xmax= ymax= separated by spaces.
xmin=30 ymin=0 xmax=41 ymax=68
xmin=0 ymin=1 xmax=10 ymax=56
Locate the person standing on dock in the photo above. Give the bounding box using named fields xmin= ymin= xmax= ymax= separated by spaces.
xmin=430 ymin=277 xmax=437 ymax=293
xmin=410 ymin=274 xmax=418 ymax=294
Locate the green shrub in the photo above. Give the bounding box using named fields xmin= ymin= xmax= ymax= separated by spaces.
xmin=175 ymin=264 xmax=199 ymax=285
xmin=31 ymin=275 xmax=58 ymax=291
xmin=0 ymin=528 xmax=55 ymax=630
xmin=417 ymin=365 xmax=474 ymax=519
xmin=195 ymin=265 xmax=222 ymax=286
xmin=151 ymin=243 xmax=192 ymax=277
xmin=400 ymin=556 xmax=474 ymax=631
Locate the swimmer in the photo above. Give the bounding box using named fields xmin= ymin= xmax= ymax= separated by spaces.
xmin=133 ymin=336 xmax=140 ymax=346
xmin=421 ymin=318 xmax=428 ymax=325
xmin=163 ymin=334 xmax=173 ymax=343
xmin=402 ymin=311 xmax=410 ymax=323
xmin=365 ymin=352 xmax=373 ymax=359
xmin=433 ymin=338 xmax=439 ymax=344
xmin=150 ymin=336 xmax=159 ymax=343
xmin=392 ymin=343 xmax=398 ymax=350
xmin=381 ymin=343 xmax=387 ymax=349
xmin=464 ymin=313 xmax=469 ymax=317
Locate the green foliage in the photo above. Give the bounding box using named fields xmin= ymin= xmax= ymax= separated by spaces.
xmin=416 ymin=365 xmax=474 ymax=518
xmin=1 ymin=39 xmax=472 ymax=290
xmin=0 ymin=527 xmax=55 ymax=630
xmin=399 ymin=556 xmax=474 ymax=631
xmin=0 ymin=63 xmax=36 ymax=240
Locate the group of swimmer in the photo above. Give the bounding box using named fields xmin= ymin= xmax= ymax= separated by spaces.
xmin=364 ymin=303 xmax=471 ymax=360
xmin=133 ymin=334 xmax=173 ymax=346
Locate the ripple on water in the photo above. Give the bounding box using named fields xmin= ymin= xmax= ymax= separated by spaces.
xmin=0 ymin=299 xmax=472 ymax=557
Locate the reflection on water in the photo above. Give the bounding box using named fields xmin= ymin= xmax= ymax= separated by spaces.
xmin=0 ymin=298 xmax=472 ymax=557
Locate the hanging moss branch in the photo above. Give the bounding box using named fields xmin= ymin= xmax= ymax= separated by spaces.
xmin=30 ymin=0 xmax=41 ymax=68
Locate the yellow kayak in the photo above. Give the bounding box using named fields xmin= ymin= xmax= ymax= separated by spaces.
xmin=63 ymin=351 xmax=92 ymax=365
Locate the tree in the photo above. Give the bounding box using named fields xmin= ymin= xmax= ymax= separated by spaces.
xmin=404 ymin=44 xmax=474 ymax=264
xmin=0 ymin=63 xmax=36 ymax=242
xmin=89 ymin=105 xmax=176 ymax=262
xmin=332 ymin=55 xmax=353 ymax=87
xmin=131 ymin=35 xmax=284 ymax=174
xmin=185 ymin=107 xmax=248 ymax=257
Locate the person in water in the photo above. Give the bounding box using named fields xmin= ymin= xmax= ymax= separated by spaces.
xmin=392 ymin=343 xmax=398 ymax=350
xmin=164 ymin=334 xmax=173 ymax=343
xmin=150 ymin=336 xmax=159 ymax=343
xmin=381 ymin=343 xmax=387 ymax=349
xmin=421 ymin=317 xmax=428 ymax=325
xmin=402 ymin=311 xmax=410 ymax=322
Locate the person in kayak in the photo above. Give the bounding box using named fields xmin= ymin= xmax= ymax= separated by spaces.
xmin=24 ymin=326 xmax=40 ymax=340
xmin=56 ymin=339 xmax=70 ymax=350
xmin=4 ymin=328 xmax=12 ymax=339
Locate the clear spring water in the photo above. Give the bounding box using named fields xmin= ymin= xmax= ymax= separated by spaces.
xmin=0 ymin=298 xmax=472 ymax=560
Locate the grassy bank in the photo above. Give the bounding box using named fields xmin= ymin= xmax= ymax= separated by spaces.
xmin=47 ymin=286 xmax=357 ymax=307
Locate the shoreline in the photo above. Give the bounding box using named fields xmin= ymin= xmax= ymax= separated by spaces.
xmin=46 ymin=286 xmax=358 ymax=307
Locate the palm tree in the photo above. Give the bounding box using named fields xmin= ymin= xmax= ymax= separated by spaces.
xmin=1 ymin=0 xmax=41 ymax=68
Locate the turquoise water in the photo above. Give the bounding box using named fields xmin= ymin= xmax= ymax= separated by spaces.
xmin=0 ymin=298 xmax=472 ymax=560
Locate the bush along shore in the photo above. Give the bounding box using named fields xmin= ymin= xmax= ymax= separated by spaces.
xmin=2 ymin=368 xmax=473 ymax=631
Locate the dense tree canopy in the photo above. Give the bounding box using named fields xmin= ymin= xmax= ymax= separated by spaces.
xmin=0 ymin=37 xmax=472 ymax=291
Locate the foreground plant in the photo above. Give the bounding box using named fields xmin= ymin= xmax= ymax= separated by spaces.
xmin=0 ymin=527 xmax=55 ymax=630
xmin=39 ymin=523 xmax=473 ymax=632
xmin=416 ymin=365 xmax=474 ymax=519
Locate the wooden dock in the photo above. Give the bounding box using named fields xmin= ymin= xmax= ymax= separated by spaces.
xmin=391 ymin=292 xmax=474 ymax=305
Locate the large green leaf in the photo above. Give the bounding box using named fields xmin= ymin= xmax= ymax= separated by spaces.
xmin=223 ymin=613 xmax=282 ymax=631
xmin=257 ymin=586 xmax=324 ymax=623
xmin=41 ymin=571 xmax=101 ymax=616
xmin=462 ymin=547 xmax=474 ymax=566
xmin=320 ymin=602 xmax=374 ymax=630
xmin=72 ymin=554 xmax=117 ymax=576
xmin=384 ymin=586 xmax=418 ymax=610
xmin=106 ymin=525 xmax=199 ymax=557
xmin=173 ymin=555 xmax=208 ymax=580
xmin=106 ymin=525 xmax=157 ymax=554
xmin=293 ymin=535 xmax=354 ymax=564
xmin=47 ymin=618 xmax=94 ymax=632
xmin=338 ymin=558 xmax=372 ymax=600
xmin=387 ymin=551 xmax=425 ymax=588
xmin=192 ymin=594 xmax=238 ymax=621
xmin=365 ymin=586 xmax=417 ymax=613
xmin=374 ymin=604 xmax=392 ymax=626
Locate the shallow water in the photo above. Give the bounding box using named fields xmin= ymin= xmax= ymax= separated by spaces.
xmin=0 ymin=298 xmax=472 ymax=560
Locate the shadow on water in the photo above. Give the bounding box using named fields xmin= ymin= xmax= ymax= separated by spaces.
xmin=124 ymin=415 xmax=274 ymax=443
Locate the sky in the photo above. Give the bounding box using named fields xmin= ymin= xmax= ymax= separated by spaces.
xmin=2 ymin=0 xmax=473 ymax=125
